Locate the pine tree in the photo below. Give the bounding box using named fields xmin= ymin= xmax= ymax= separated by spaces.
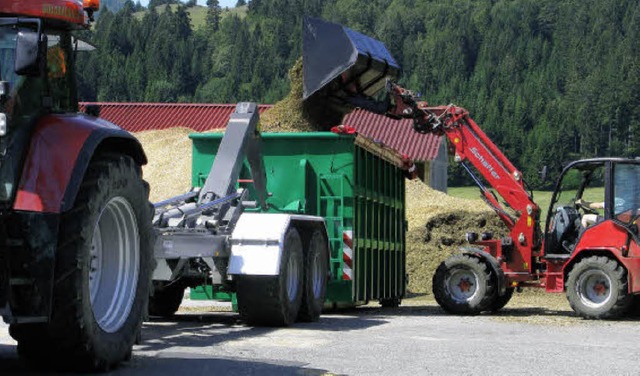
xmin=206 ymin=0 xmax=221 ymax=32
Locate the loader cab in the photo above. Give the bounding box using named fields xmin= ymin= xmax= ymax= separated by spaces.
xmin=0 ymin=19 xmax=77 ymax=203
xmin=544 ymin=159 xmax=640 ymax=255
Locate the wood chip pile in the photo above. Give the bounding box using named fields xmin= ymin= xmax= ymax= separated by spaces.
xmin=133 ymin=127 xmax=194 ymax=203
xmin=405 ymin=179 xmax=507 ymax=294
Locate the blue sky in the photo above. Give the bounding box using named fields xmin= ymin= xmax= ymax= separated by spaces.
xmin=138 ymin=0 xmax=238 ymax=8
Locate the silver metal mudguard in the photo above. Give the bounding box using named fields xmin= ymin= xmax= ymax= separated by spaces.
xmin=228 ymin=213 xmax=325 ymax=276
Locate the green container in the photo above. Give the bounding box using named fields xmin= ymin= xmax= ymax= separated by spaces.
xmin=189 ymin=132 xmax=406 ymax=306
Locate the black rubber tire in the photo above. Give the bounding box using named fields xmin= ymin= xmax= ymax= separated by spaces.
xmin=236 ymin=227 xmax=303 ymax=326
xmin=297 ymin=230 xmax=329 ymax=322
xmin=149 ymin=282 xmax=186 ymax=318
xmin=566 ymin=256 xmax=632 ymax=319
xmin=10 ymin=154 xmax=153 ymax=371
xmin=489 ymin=288 xmax=514 ymax=312
xmin=432 ymin=254 xmax=496 ymax=315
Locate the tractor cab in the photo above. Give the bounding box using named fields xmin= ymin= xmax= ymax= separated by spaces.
xmin=0 ymin=19 xmax=78 ymax=204
xmin=544 ymin=158 xmax=640 ymax=255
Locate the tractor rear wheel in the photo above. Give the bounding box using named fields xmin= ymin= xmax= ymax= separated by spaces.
xmin=566 ymin=256 xmax=632 ymax=319
xmin=236 ymin=227 xmax=303 ymax=326
xmin=297 ymin=230 xmax=329 ymax=322
xmin=149 ymin=281 xmax=186 ymax=317
xmin=432 ymin=254 xmax=496 ymax=315
xmin=10 ymin=154 xmax=153 ymax=371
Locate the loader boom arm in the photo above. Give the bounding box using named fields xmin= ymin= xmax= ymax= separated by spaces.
xmin=386 ymin=83 xmax=542 ymax=255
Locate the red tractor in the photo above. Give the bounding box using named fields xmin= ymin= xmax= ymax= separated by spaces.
xmin=304 ymin=16 xmax=640 ymax=320
xmin=0 ymin=1 xmax=152 ymax=370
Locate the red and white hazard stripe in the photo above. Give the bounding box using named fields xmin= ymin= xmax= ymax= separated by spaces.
xmin=342 ymin=230 xmax=353 ymax=280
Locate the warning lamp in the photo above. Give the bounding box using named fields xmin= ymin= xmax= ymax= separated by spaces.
xmin=83 ymin=0 xmax=100 ymax=22
xmin=83 ymin=0 xmax=100 ymax=11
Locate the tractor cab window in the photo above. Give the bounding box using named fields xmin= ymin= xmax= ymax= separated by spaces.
xmin=0 ymin=26 xmax=19 ymax=91
xmin=46 ymin=32 xmax=75 ymax=113
xmin=612 ymin=163 xmax=640 ymax=224
xmin=0 ymin=26 xmax=76 ymax=117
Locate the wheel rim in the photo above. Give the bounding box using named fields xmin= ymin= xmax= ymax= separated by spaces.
xmin=286 ymin=253 xmax=301 ymax=302
xmin=576 ymin=269 xmax=612 ymax=308
xmin=445 ymin=268 xmax=479 ymax=303
xmin=89 ymin=197 xmax=140 ymax=333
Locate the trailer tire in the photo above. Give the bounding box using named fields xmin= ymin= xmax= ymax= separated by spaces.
xmin=298 ymin=230 xmax=329 ymax=322
xmin=237 ymin=227 xmax=303 ymax=326
xmin=10 ymin=154 xmax=153 ymax=371
xmin=566 ymin=256 xmax=632 ymax=319
xmin=432 ymin=254 xmax=496 ymax=315
xmin=149 ymin=282 xmax=186 ymax=317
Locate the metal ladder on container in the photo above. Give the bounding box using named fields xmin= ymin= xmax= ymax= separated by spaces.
xmin=318 ymin=174 xmax=348 ymax=280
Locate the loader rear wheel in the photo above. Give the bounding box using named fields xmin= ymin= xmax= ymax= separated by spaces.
xmin=489 ymin=288 xmax=514 ymax=312
xmin=566 ymin=256 xmax=631 ymax=319
xmin=297 ymin=230 xmax=329 ymax=322
xmin=237 ymin=227 xmax=303 ymax=326
xmin=10 ymin=154 xmax=153 ymax=371
xmin=432 ymin=254 xmax=496 ymax=315
xmin=149 ymin=281 xmax=186 ymax=317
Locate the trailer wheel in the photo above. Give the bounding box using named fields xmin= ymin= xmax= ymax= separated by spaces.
xmin=489 ymin=288 xmax=514 ymax=312
xmin=432 ymin=254 xmax=496 ymax=315
xmin=10 ymin=154 xmax=153 ymax=371
xmin=149 ymin=281 xmax=186 ymax=317
xmin=566 ymin=256 xmax=632 ymax=319
xmin=237 ymin=227 xmax=303 ymax=326
xmin=298 ymin=230 xmax=329 ymax=322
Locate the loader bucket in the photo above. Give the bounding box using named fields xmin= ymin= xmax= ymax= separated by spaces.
xmin=302 ymin=17 xmax=400 ymax=126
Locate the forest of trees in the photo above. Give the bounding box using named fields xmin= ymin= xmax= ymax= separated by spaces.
xmin=75 ymin=0 xmax=640 ymax=188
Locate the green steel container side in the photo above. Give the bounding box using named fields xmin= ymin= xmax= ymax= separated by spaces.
xmin=189 ymin=132 xmax=406 ymax=305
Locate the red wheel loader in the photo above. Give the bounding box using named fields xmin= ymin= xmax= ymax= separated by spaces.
xmin=303 ymin=16 xmax=640 ymax=320
xmin=0 ymin=1 xmax=153 ymax=371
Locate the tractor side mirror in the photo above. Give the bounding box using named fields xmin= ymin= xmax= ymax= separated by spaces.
xmin=15 ymin=30 xmax=46 ymax=77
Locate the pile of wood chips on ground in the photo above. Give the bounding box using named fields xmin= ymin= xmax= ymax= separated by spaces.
xmin=133 ymin=127 xmax=194 ymax=203
xmin=405 ymin=179 xmax=507 ymax=295
xmin=134 ymin=57 xmax=505 ymax=298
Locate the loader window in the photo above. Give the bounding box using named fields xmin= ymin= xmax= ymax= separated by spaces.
xmin=545 ymin=162 xmax=605 ymax=254
xmin=612 ymin=164 xmax=640 ymax=223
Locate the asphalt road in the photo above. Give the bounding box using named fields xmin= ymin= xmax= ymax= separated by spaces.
xmin=0 ymin=301 xmax=638 ymax=375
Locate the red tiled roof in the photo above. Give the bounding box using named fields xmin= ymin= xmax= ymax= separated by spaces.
xmin=343 ymin=109 xmax=441 ymax=161
xmin=79 ymin=102 xmax=441 ymax=161
xmin=79 ymin=102 xmax=273 ymax=133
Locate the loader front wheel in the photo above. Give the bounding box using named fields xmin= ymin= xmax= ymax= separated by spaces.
xmin=432 ymin=254 xmax=496 ymax=315
xmin=566 ymin=256 xmax=631 ymax=319
xmin=297 ymin=230 xmax=329 ymax=322
xmin=237 ymin=227 xmax=303 ymax=326
xmin=10 ymin=154 xmax=153 ymax=371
